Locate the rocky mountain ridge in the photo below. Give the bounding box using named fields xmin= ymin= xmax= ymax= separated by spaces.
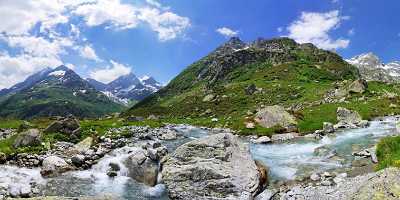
xmin=88 ymin=73 xmax=163 ymax=106
xmin=346 ymin=52 xmax=400 ymax=83
xmin=0 ymin=65 xmax=123 ymax=119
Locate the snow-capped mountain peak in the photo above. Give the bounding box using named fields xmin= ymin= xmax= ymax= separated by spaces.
xmin=346 ymin=52 xmax=382 ymax=68
xmin=347 ymin=53 xmax=400 ymax=82
xmin=86 ymin=72 xmax=163 ymax=106
xmin=140 ymin=75 xmax=151 ymax=82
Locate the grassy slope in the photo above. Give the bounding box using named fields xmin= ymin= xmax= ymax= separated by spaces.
xmin=376 ymin=135 xmax=400 ymax=170
xmin=125 ymin=43 xmax=400 ymax=135
xmin=0 ymin=118 xmax=162 ymax=155
xmin=0 ymin=84 xmax=124 ymax=119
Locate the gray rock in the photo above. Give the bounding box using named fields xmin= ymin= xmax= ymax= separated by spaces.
xmin=159 ymin=130 xmax=177 ymax=140
xmin=162 ymin=133 xmax=262 ymax=199
xmin=277 ymin=168 xmax=400 ymax=200
xmin=44 ymin=116 xmax=80 ymax=137
xmin=71 ymin=155 xmax=85 ymax=167
xmin=255 ymin=189 xmax=277 ymax=200
xmin=253 ymin=136 xmax=271 ymax=144
xmin=271 ymin=133 xmax=298 ymax=142
xmin=323 ymin=122 xmax=335 ymax=134
xmin=310 ymin=173 xmax=321 ymax=181
xmin=255 ymin=105 xmax=297 ymax=130
xmin=347 ymin=79 xmax=367 ymax=94
xmin=13 ymin=129 xmax=42 ymax=148
xmin=336 ymin=107 xmax=363 ymax=128
xmin=41 ymin=156 xmax=71 ymax=177
xmin=125 ymin=148 xmax=159 ymax=186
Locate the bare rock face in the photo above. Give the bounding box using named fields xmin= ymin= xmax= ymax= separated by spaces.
xmin=124 ymin=148 xmax=159 ymax=187
xmin=162 ymin=133 xmax=263 ymax=199
xmin=275 ymin=167 xmax=400 ymax=200
xmin=255 ymin=105 xmax=297 ymax=131
xmin=347 ymin=79 xmax=368 ymax=94
xmin=13 ymin=129 xmax=42 ymax=148
xmin=352 ymin=167 xmax=400 ymax=200
xmin=336 ymin=107 xmax=368 ymax=128
xmin=44 ymin=116 xmax=81 ymax=138
xmin=40 ymin=156 xmax=72 ymax=177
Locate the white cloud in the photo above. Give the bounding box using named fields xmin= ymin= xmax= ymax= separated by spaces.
xmin=1 ymin=35 xmax=73 ymax=58
xmin=0 ymin=0 xmax=69 ymax=35
xmin=79 ymin=45 xmax=101 ymax=62
xmin=73 ymin=0 xmax=190 ymax=41
xmin=277 ymin=27 xmax=283 ymax=33
xmin=138 ymin=8 xmax=191 ymax=41
xmin=0 ymin=0 xmax=189 ymax=88
xmin=89 ymin=60 xmax=131 ymax=83
xmin=216 ymin=27 xmax=239 ymax=37
xmin=286 ymin=10 xmax=350 ymax=50
xmin=0 ymin=52 xmax=62 ymax=89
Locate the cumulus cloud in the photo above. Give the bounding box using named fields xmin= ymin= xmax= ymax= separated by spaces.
xmin=0 ymin=52 xmax=62 ymax=89
xmin=286 ymin=10 xmax=350 ymax=50
xmin=73 ymin=0 xmax=190 ymax=41
xmin=216 ymin=27 xmax=239 ymax=37
xmin=89 ymin=60 xmax=131 ymax=83
xmin=0 ymin=0 xmax=190 ymax=89
xmin=79 ymin=45 xmax=101 ymax=62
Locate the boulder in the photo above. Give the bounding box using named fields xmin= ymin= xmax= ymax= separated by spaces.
xmin=162 ymin=133 xmax=262 ymax=199
xmin=71 ymin=155 xmax=85 ymax=167
xmin=159 ymin=130 xmax=177 ymax=140
xmin=252 ymin=136 xmax=271 ymax=144
xmin=73 ymin=137 xmax=93 ymax=153
xmin=336 ymin=107 xmax=363 ymax=128
xmin=255 ymin=105 xmax=297 ymax=130
xmin=348 ymin=79 xmax=367 ymax=94
xmin=322 ymin=122 xmax=335 ymax=134
xmin=41 ymin=156 xmax=72 ymax=177
xmin=271 ymin=133 xmax=298 ymax=142
xmin=44 ymin=116 xmax=80 ymax=137
xmin=124 ymin=148 xmax=159 ymax=186
xmin=13 ymin=129 xmax=41 ymax=148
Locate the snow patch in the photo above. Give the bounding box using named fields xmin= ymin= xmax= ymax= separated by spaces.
xmin=49 ymin=70 xmax=66 ymax=77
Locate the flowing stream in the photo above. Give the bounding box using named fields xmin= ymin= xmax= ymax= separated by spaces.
xmin=42 ymin=126 xmax=207 ymax=199
xmin=0 ymin=118 xmax=398 ymax=199
xmin=251 ymin=116 xmax=399 ymax=181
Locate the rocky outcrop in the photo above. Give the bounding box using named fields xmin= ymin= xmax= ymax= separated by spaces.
xmin=124 ymin=148 xmax=160 ymax=186
xmin=162 ymin=132 xmax=263 ymax=199
xmin=271 ymin=133 xmax=298 ymax=142
xmin=255 ymin=105 xmax=297 ymax=131
xmin=274 ymin=167 xmax=400 ymax=200
xmin=13 ymin=129 xmax=42 ymax=148
xmin=40 ymin=156 xmax=72 ymax=177
xmin=44 ymin=116 xmax=81 ymax=138
xmin=347 ymin=79 xmax=367 ymax=94
xmin=335 ymin=107 xmax=368 ymax=129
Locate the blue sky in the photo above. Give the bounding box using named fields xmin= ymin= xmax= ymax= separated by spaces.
xmin=0 ymin=0 xmax=399 ymax=89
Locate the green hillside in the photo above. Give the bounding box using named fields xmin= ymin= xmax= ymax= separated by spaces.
xmin=126 ymin=37 xmax=400 ymax=135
